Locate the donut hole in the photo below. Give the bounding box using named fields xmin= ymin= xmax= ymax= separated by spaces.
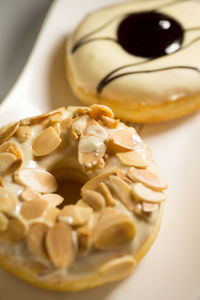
xmin=50 ymin=167 xmax=87 ymax=207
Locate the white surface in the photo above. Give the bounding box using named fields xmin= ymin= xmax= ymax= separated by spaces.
xmin=0 ymin=0 xmax=199 ymax=299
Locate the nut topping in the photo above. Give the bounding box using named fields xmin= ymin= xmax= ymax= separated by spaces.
xmin=131 ymin=183 xmax=166 ymax=203
xmin=108 ymin=128 xmax=136 ymax=152
xmin=46 ymin=223 xmax=74 ymax=268
xmin=89 ymin=104 xmax=114 ymax=120
xmin=0 ymin=211 xmax=8 ymax=232
xmin=40 ymin=193 xmax=64 ymax=208
xmin=20 ymin=188 xmax=41 ymax=202
xmin=0 ymin=122 xmax=19 ymax=145
xmin=0 ymin=217 xmax=26 ymax=243
xmin=99 ymin=256 xmax=136 ymax=281
xmin=27 ymin=223 xmax=49 ymax=259
xmin=58 ymin=205 xmax=93 ymax=226
xmin=20 ymin=199 xmax=48 ymax=220
xmin=108 ymin=175 xmax=135 ymax=211
xmin=0 ymin=153 xmax=18 ymax=175
xmin=142 ymin=202 xmax=158 ymax=213
xmin=81 ymin=190 xmax=105 ymax=211
xmin=128 ymin=167 xmax=167 ymax=191
xmin=15 ymin=168 xmax=57 ymax=193
xmin=98 ymin=182 xmax=116 ymax=207
xmin=0 ymin=141 xmax=22 ymax=159
xmin=15 ymin=125 xmax=31 ymax=142
xmin=94 ymin=208 xmax=136 ymax=249
xmin=32 ymin=127 xmax=61 ymax=156
xmin=117 ymin=151 xmax=147 ymax=168
xmin=44 ymin=207 xmax=59 ymax=224
xmin=0 ymin=187 xmax=17 ymax=213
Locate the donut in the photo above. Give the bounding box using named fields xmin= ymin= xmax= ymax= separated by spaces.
xmin=0 ymin=105 xmax=167 ymax=291
xmin=66 ymin=0 xmax=200 ymax=123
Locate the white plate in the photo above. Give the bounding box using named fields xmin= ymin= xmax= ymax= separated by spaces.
xmin=0 ymin=0 xmax=199 ymax=299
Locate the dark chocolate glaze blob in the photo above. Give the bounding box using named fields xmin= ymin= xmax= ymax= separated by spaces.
xmin=117 ymin=11 xmax=184 ymax=58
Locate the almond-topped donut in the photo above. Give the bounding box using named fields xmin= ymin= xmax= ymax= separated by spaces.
xmin=0 ymin=105 xmax=167 ymax=291
xmin=66 ymin=0 xmax=200 ymax=122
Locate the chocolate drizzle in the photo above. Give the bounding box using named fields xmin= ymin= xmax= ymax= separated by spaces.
xmin=71 ymin=0 xmax=200 ymax=94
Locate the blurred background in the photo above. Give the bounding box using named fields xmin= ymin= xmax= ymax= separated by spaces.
xmin=0 ymin=0 xmax=53 ymax=103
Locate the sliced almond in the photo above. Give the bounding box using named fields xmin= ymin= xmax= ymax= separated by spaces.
xmin=142 ymin=202 xmax=158 ymax=213
xmin=117 ymin=151 xmax=147 ymax=168
xmin=94 ymin=208 xmax=136 ymax=249
xmin=46 ymin=223 xmax=74 ymax=268
xmin=44 ymin=207 xmax=59 ymax=224
xmin=20 ymin=107 xmax=65 ymax=125
xmin=99 ymin=256 xmax=136 ymax=282
xmin=107 ymin=175 xmax=135 ymax=211
xmin=15 ymin=125 xmax=31 ymax=142
xmin=58 ymin=205 xmax=93 ymax=226
xmin=100 ymin=115 xmax=119 ymax=128
xmin=79 ymin=152 xmax=105 ymax=169
xmin=40 ymin=193 xmax=64 ymax=208
xmin=81 ymin=190 xmax=105 ymax=211
xmin=98 ymin=182 xmax=116 ymax=207
xmin=0 ymin=176 xmax=4 ymax=187
xmin=108 ymin=128 xmax=136 ymax=152
xmin=114 ymin=167 xmax=131 ymax=183
xmin=0 ymin=153 xmax=17 ymax=174
xmin=0 ymin=217 xmax=26 ymax=243
xmin=0 ymin=187 xmax=17 ymax=212
xmin=0 ymin=122 xmax=19 ymax=145
xmin=76 ymin=199 xmax=91 ymax=208
xmin=0 ymin=211 xmax=8 ymax=232
xmin=14 ymin=168 xmax=57 ymax=193
xmin=82 ymin=171 xmax=114 ymax=192
xmin=60 ymin=116 xmax=72 ymax=131
xmin=52 ymin=123 xmax=61 ymax=136
xmin=50 ymin=113 xmax=62 ymax=123
xmin=131 ymin=183 xmax=166 ymax=203
xmin=0 ymin=141 xmax=22 ymax=159
xmin=128 ymin=167 xmax=168 ymax=191
xmin=90 ymin=104 xmax=114 ymax=120
xmin=4 ymin=159 xmax=22 ymax=175
xmin=77 ymin=215 xmax=96 ymax=255
xmin=72 ymin=115 xmax=89 ymax=136
xmin=27 ymin=223 xmax=49 ymax=259
xmin=32 ymin=127 xmax=61 ymax=156
xmin=20 ymin=188 xmax=41 ymax=202
xmin=20 ymin=199 xmax=48 ymax=220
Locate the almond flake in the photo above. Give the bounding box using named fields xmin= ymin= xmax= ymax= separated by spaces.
xmin=0 ymin=141 xmax=22 ymax=159
xmin=100 ymin=115 xmax=119 ymax=128
xmin=142 ymin=202 xmax=158 ymax=213
xmin=0 ymin=122 xmax=19 ymax=145
xmin=131 ymin=182 xmax=166 ymax=203
xmin=98 ymin=182 xmax=116 ymax=207
xmin=114 ymin=167 xmax=131 ymax=183
xmin=0 ymin=217 xmax=26 ymax=243
xmin=27 ymin=223 xmax=49 ymax=259
xmin=3 ymin=158 xmax=22 ymax=175
xmin=44 ymin=207 xmax=59 ymax=224
xmin=107 ymin=175 xmax=135 ymax=211
xmin=76 ymin=199 xmax=91 ymax=208
xmin=32 ymin=127 xmax=61 ymax=156
xmin=81 ymin=171 xmax=114 ymax=192
xmin=90 ymin=104 xmax=114 ymax=120
xmin=81 ymin=190 xmax=105 ymax=211
xmin=40 ymin=193 xmax=64 ymax=208
xmin=94 ymin=208 xmax=136 ymax=249
xmin=108 ymin=128 xmax=136 ymax=152
xmin=117 ymin=151 xmax=147 ymax=168
xmin=20 ymin=188 xmax=41 ymax=202
xmin=99 ymin=256 xmax=136 ymax=282
xmin=128 ymin=167 xmax=167 ymax=191
xmin=77 ymin=215 xmax=96 ymax=255
xmin=52 ymin=123 xmax=61 ymax=136
xmin=15 ymin=168 xmax=57 ymax=193
xmin=60 ymin=116 xmax=72 ymax=131
xmin=20 ymin=199 xmax=48 ymax=220
xmin=59 ymin=205 xmax=93 ymax=226
xmin=46 ymin=223 xmax=74 ymax=268
xmin=0 ymin=211 xmax=8 ymax=232
xmin=15 ymin=125 xmax=31 ymax=142
xmin=0 ymin=176 xmax=4 ymax=187
xmin=0 ymin=187 xmax=17 ymax=212
xmin=0 ymin=153 xmax=17 ymax=174
xmin=20 ymin=108 xmax=65 ymax=125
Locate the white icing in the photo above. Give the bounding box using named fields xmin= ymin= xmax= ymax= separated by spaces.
xmin=67 ymin=0 xmax=200 ymax=105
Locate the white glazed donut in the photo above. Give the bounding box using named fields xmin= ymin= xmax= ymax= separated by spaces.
xmin=66 ymin=0 xmax=200 ymax=122
xmin=0 ymin=105 xmax=167 ymax=291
